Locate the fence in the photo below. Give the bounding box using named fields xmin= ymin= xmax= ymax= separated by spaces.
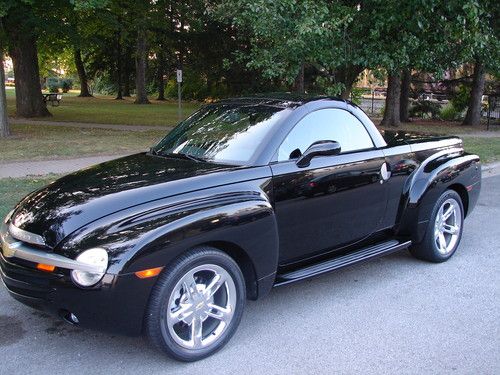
xmin=355 ymin=90 xmax=500 ymax=128
xmin=485 ymin=95 xmax=499 ymax=130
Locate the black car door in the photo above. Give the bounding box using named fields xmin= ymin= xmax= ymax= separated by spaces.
xmin=270 ymin=108 xmax=389 ymax=264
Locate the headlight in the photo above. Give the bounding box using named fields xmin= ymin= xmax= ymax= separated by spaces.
xmin=71 ymin=248 xmax=108 ymax=287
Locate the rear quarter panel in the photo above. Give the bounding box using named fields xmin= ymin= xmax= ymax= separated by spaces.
xmin=381 ymin=132 xmax=481 ymax=242
xmin=397 ymin=146 xmax=480 ymax=242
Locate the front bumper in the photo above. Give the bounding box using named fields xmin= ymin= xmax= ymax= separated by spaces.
xmin=0 ymin=223 xmax=155 ymax=336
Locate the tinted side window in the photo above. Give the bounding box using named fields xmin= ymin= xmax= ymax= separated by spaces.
xmin=277 ymin=109 xmax=374 ymax=161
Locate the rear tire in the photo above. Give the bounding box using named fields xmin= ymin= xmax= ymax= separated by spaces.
xmin=145 ymin=247 xmax=246 ymax=362
xmin=410 ymin=190 xmax=464 ymax=263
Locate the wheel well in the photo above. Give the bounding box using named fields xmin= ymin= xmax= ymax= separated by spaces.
xmin=205 ymin=241 xmax=259 ymax=300
xmin=448 ymin=184 xmax=469 ymax=217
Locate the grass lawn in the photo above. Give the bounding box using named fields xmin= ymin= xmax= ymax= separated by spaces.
xmin=3 ymin=89 xmax=498 ymax=164
xmin=0 ymin=124 xmax=168 ymax=162
xmin=462 ymin=138 xmax=500 ymax=164
xmin=6 ymin=90 xmax=200 ymax=126
xmin=0 ymin=175 xmax=61 ymax=219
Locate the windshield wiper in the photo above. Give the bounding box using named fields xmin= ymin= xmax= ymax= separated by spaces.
xmin=164 ymin=152 xmax=207 ymax=163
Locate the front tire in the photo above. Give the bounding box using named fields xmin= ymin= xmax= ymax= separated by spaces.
xmin=145 ymin=247 xmax=246 ymax=361
xmin=410 ymin=190 xmax=464 ymax=262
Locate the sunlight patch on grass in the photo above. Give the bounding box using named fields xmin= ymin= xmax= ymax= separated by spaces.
xmin=0 ymin=124 xmax=168 ymax=162
xmin=7 ymin=94 xmax=200 ymax=126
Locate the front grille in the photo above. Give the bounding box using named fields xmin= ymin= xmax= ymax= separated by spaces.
xmin=0 ymin=251 xmax=61 ymax=299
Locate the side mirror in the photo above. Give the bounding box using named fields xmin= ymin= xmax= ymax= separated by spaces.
xmin=296 ymin=140 xmax=341 ymax=168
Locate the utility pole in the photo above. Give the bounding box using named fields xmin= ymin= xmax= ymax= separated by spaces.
xmin=177 ymin=68 xmax=182 ymax=122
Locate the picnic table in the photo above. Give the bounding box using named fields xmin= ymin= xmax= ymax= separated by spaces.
xmin=43 ymin=93 xmax=63 ymax=107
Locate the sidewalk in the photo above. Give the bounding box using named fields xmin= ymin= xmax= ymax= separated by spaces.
xmin=0 ymin=154 xmax=132 ymax=178
xmin=482 ymin=161 xmax=500 ymax=178
xmin=9 ymin=118 xmax=170 ymax=132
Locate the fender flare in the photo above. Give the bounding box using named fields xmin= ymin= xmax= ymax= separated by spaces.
xmin=397 ymin=148 xmax=480 ymax=242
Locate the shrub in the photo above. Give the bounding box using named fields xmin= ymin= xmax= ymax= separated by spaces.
xmin=409 ymin=100 xmax=441 ymax=119
xmin=450 ymin=84 xmax=470 ymax=113
xmin=379 ymin=104 xmax=385 ymax=117
xmin=47 ymin=77 xmax=59 ymax=93
xmin=183 ymin=78 xmax=208 ymax=100
xmin=92 ymin=74 xmax=117 ymax=95
xmin=349 ymin=87 xmax=364 ymax=105
xmin=165 ymin=78 xmax=177 ymax=98
xmin=60 ymin=78 xmax=73 ymax=93
xmin=313 ymin=76 xmax=345 ymax=97
xmin=165 ymin=72 xmax=210 ymax=101
xmin=439 ymin=103 xmax=462 ymax=121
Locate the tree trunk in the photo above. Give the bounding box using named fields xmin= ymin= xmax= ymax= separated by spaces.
xmin=156 ymin=50 xmax=166 ymax=100
xmin=337 ymin=65 xmax=363 ymax=100
xmin=340 ymin=87 xmax=352 ymax=100
xmin=0 ymin=51 xmax=10 ymax=137
xmin=463 ymin=61 xmax=485 ymax=126
xmin=6 ymin=30 xmax=50 ymax=117
xmin=400 ymin=69 xmax=411 ymax=122
xmin=381 ymin=71 xmax=401 ymax=127
xmin=115 ymin=32 xmax=123 ymax=100
xmin=123 ymin=47 xmax=132 ymax=97
xmin=116 ymin=60 xmax=123 ymax=100
xmin=294 ymin=62 xmax=305 ymax=94
xmin=134 ymin=30 xmax=150 ymax=104
xmin=74 ymin=49 xmax=92 ymax=97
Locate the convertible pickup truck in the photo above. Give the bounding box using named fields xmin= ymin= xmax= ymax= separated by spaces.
xmin=1 ymin=95 xmax=481 ymax=361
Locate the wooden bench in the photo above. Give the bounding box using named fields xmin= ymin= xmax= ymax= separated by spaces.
xmin=43 ymin=93 xmax=63 ymax=107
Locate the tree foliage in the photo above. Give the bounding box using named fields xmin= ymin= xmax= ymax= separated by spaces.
xmin=0 ymin=0 xmax=498 ymax=123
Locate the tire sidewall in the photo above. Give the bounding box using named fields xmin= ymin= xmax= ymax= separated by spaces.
xmin=147 ymin=248 xmax=246 ymax=362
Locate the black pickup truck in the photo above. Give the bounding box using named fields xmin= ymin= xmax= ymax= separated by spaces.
xmin=0 ymin=95 xmax=481 ymax=361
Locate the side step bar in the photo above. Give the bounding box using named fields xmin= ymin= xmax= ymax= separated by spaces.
xmin=274 ymin=239 xmax=412 ymax=287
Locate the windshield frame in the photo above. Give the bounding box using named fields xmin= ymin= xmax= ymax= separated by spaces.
xmin=151 ymin=103 xmax=294 ymax=166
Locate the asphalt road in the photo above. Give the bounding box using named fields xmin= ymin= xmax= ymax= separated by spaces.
xmin=1 ymin=175 xmax=499 ymax=374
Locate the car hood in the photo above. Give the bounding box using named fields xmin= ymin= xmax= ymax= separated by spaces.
xmin=9 ymin=153 xmax=241 ymax=249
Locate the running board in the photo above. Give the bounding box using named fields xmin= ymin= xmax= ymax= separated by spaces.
xmin=274 ymin=239 xmax=412 ymax=287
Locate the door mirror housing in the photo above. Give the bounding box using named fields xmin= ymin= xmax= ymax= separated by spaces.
xmin=296 ymin=140 xmax=341 ymax=168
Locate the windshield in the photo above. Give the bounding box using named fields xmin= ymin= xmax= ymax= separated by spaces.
xmin=152 ymin=103 xmax=290 ymax=165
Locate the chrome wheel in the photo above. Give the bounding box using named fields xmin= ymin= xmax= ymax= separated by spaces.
xmin=165 ymin=264 xmax=236 ymax=350
xmin=434 ymin=198 xmax=461 ymax=255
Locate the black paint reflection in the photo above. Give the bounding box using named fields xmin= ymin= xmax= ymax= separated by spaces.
xmin=271 ymin=153 xmax=388 ymax=264
xmin=11 ymin=153 xmax=236 ymax=248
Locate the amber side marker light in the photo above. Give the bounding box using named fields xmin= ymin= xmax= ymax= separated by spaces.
xmin=135 ymin=267 xmax=163 ymax=279
xmin=37 ymin=263 xmax=56 ymax=272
